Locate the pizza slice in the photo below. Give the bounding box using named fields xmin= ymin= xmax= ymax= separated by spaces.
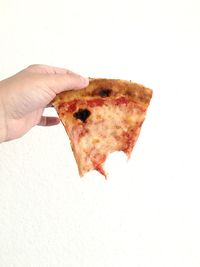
xmin=52 ymin=78 xmax=152 ymax=177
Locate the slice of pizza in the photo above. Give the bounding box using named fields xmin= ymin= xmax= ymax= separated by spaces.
xmin=52 ymin=78 xmax=152 ymax=177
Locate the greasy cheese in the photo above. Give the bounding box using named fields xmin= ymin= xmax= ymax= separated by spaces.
xmin=71 ymin=102 xmax=145 ymax=176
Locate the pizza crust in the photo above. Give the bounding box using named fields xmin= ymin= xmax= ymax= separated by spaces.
xmin=53 ymin=78 xmax=152 ymax=109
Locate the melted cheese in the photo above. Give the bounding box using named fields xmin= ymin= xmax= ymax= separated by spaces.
xmin=71 ymin=102 xmax=145 ymax=176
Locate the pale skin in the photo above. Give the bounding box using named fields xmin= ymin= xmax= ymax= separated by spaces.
xmin=0 ymin=65 xmax=89 ymax=142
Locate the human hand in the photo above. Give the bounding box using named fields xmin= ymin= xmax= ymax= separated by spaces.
xmin=0 ymin=65 xmax=88 ymax=142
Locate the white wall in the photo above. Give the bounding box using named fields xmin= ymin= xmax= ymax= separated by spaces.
xmin=0 ymin=0 xmax=200 ymax=266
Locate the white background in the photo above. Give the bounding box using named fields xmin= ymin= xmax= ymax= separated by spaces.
xmin=0 ymin=0 xmax=200 ymax=266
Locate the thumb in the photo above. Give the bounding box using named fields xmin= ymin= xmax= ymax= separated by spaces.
xmin=45 ymin=71 xmax=89 ymax=94
xmin=25 ymin=65 xmax=89 ymax=94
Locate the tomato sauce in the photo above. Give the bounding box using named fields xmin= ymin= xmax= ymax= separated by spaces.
xmin=121 ymin=129 xmax=137 ymax=155
xmin=86 ymin=98 xmax=105 ymax=107
xmin=114 ymin=96 xmax=129 ymax=105
xmin=59 ymin=98 xmax=105 ymax=112
xmin=58 ymin=100 xmax=77 ymax=112
xmin=59 ymin=96 xmax=145 ymax=114
xmin=91 ymin=154 xmax=107 ymax=177
xmin=92 ymin=159 xmax=106 ymax=177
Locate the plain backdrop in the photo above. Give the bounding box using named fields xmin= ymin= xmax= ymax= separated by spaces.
xmin=0 ymin=0 xmax=200 ymax=266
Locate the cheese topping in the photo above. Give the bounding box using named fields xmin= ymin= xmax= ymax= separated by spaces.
xmin=69 ymin=100 xmax=145 ymax=176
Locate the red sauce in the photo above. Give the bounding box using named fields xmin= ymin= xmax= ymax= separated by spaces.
xmin=122 ymin=129 xmax=137 ymax=155
xmin=114 ymin=97 xmax=146 ymax=113
xmin=58 ymin=102 xmax=66 ymax=109
xmin=58 ymin=100 xmax=78 ymax=112
xmin=59 ymin=98 xmax=105 ymax=113
xmin=86 ymin=98 xmax=105 ymax=107
xmin=95 ymin=164 xmax=107 ymax=178
xmin=59 ymin=96 xmax=145 ymax=114
xmin=114 ymin=96 xmax=129 ymax=105
xmin=91 ymin=154 xmax=107 ymax=177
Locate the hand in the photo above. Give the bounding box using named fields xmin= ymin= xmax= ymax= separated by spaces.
xmin=0 ymin=64 xmax=88 ymax=142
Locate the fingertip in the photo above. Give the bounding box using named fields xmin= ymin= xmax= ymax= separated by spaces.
xmin=79 ymin=76 xmax=89 ymax=88
xmin=49 ymin=70 xmax=89 ymax=93
xmin=52 ymin=117 xmax=60 ymax=125
xmin=62 ymin=74 xmax=89 ymax=91
xmin=38 ymin=116 xmax=60 ymax=126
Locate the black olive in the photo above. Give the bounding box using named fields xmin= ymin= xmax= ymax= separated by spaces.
xmin=99 ymin=89 xmax=112 ymax=97
xmin=73 ymin=108 xmax=91 ymax=123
